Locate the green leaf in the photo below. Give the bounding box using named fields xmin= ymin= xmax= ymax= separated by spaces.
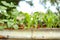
xmin=0 ymin=19 xmax=8 ymax=23
xmin=7 ymin=21 xmax=14 ymax=28
xmin=1 ymin=1 xmax=10 ymax=6
xmin=13 ymin=24 xmax=18 ymax=30
xmin=24 ymin=13 xmax=32 ymax=28
xmin=1 ymin=11 xmax=9 ymax=16
xmin=11 ymin=9 xmax=19 ymax=17
xmin=0 ymin=6 xmax=7 ymax=11
xmin=2 ymin=19 xmax=8 ymax=22
xmin=1 ymin=1 xmax=15 ymax=7
xmin=10 ymin=2 xmax=16 ymax=7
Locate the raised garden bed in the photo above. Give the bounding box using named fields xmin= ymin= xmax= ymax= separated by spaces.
xmin=0 ymin=1 xmax=60 ymax=39
xmin=0 ymin=28 xmax=60 ymax=39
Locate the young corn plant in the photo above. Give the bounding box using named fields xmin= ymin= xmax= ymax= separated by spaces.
xmin=24 ymin=13 xmax=32 ymax=29
xmin=38 ymin=12 xmax=46 ymax=28
xmin=43 ymin=10 xmax=59 ymax=28
xmin=32 ymin=12 xmax=40 ymax=28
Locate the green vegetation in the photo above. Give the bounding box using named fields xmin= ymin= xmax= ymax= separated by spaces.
xmin=0 ymin=1 xmax=60 ymax=30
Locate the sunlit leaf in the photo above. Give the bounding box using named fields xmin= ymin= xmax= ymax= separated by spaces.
xmin=1 ymin=1 xmax=15 ymax=7
xmin=0 ymin=6 xmax=7 ymax=11
xmin=13 ymin=24 xmax=19 ymax=30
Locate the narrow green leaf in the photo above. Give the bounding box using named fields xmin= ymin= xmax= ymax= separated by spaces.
xmin=13 ymin=25 xmax=18 ymax=30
